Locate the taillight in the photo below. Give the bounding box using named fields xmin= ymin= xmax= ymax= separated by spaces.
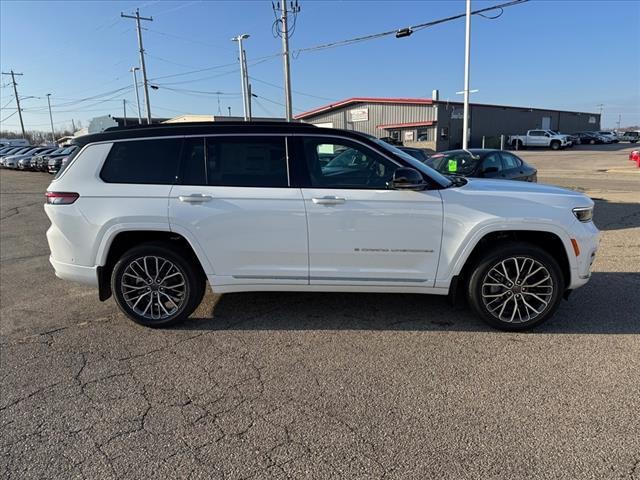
xmin=45 ymin=191 xmax=79 ymax=205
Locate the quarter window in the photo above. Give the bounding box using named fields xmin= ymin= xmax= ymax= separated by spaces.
xmin=100 ymin=138 xmax=182 ymax=184
xmin=302 ymin=138 xmax=399 ymax=189
xmin=500 ymin=152 xmax=522 ymax=169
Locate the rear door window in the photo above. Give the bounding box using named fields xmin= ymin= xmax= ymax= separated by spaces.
xmin=481 ymin=153 xmax=503 ymax=173
xmin=180 ymin=136 xmax=289 ymax=187
xmin=100 ymin=138 xmax=183 ymax=184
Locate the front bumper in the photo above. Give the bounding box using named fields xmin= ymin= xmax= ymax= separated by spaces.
xmin=568 ymin=221 xmax=600 ymax=290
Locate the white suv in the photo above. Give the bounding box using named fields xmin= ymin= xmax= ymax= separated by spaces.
xmin=45 ymin=122 xmax=599 ymax=330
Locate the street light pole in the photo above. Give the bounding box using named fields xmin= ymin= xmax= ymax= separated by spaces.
xmin=462 ymin=0 xmax=472 ymax=150
xmin=232 ymin=34 xmax=251 ymax=121
xmin=130 ymin=67 xmax=142 ymax=124
xmin=46 ymin=93 xmax=56 ymax=145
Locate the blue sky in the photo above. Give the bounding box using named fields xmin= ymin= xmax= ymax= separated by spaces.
xmin=1 ymin=0 xmax=639 ymax=132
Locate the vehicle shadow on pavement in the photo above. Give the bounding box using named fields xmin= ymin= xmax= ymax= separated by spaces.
xmin=593 ymin=198 xmax=640 ymax=231
xmin=182 ymin=272 xmax=639 ymax=335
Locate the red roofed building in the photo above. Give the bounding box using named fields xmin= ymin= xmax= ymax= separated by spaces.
xmin=295 ymin=92 xmax=601 ymax=152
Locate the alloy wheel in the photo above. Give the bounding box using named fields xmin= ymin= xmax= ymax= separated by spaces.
xmin=480 ymin=256 xmax=554 ymax=324
xmin=121 ymin=255 xmax=187 ymax=321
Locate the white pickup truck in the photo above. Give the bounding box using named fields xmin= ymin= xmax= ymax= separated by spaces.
xmin=508 ymin=130 xmax=570 ymax=150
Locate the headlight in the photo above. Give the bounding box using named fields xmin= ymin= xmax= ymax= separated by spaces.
xmin=573 ymin=206 xmax=594 ymax=222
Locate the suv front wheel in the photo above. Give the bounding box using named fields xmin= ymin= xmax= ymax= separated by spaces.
xmin=467 ymin=243 xmax=564 ymax=330
xmin=111 ymin=243 xmax=205 ymax=327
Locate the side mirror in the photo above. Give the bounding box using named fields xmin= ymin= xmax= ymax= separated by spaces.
xmin=545 ymin=133 xmax=551 ymax=137
xmin=392 ymin=168 xmax=428 ymax=190
xmin=482 ymin=166 xmax=499 ymax=175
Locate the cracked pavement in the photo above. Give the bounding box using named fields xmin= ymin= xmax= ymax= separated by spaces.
xmin=1 ymin=144 xmax=639 ymax=479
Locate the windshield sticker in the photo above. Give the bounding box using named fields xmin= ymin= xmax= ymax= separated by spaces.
xmin=447 ymin=159 xmax=458 ymax=172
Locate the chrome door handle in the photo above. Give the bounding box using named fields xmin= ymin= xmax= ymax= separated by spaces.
xmin=312 ymin=196 xmax=345 ymax=205
xmin=179 ymin=194 xmax=213 ymax=203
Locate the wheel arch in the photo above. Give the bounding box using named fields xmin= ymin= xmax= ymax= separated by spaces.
xmin=445 ymin=228 xmax=574 ymax=295
xmin=97 ymin=229 xmax=209 ymax=301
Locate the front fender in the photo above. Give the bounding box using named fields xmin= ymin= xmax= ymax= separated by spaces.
xmin=434 ymin=220 xmax=576 ymax=289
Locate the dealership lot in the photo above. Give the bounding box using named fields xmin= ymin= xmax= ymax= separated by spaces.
xmin=1 ymin=145 xmax=639 ymax=479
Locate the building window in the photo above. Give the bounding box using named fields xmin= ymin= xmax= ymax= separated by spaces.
xmin=417 ymin=127 xmax=434 ymax=142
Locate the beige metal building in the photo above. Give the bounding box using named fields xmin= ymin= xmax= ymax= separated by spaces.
xmin=295 ymin=95 xmax=601 ymax=151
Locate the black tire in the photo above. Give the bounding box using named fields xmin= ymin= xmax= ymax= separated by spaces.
xmin=111 ymin=242 xmax=204 ymax=327
xmin=466 ymin=242 xmax=564 ymax=331
xmin=550 ymin=140 xmax=560 ymax=150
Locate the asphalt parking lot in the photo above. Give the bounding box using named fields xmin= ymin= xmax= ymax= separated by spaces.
xmin=1 ymin=144 xmax=639 ymax=479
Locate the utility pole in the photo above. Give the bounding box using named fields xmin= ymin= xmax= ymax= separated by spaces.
xmin=71 ymin=119 xmax=76 ymax=132
xmin=1 ymin=70 xmax=26 ymax=138
xmin=228 ymin=106 xmax=231 ymax=117
xmin=232 ymin=34 xmax=251 ymax=121
xmin=46 ymin=94 xmax=55 ymax=145
xmin=617 ymin=114 xmax=621 ymax=131
xmin=130 ymin=66 xmax=142 ymax=124
xmin=123 ymin=99 xmax=127 ymax=126
xmin=462 ymin=0 xmax=471 ymax=150
xmin=273 ymin=1 xmax=300 ymax=121
xmin=121 ymin=9 xmax=153 ymax=124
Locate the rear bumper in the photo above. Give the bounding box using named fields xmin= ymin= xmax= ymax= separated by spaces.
xmin=49 ymin=256 xmax=99 ymax=287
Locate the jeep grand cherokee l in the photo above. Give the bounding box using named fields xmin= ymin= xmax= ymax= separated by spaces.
xmin=45 ymin=122 xmax=599 ymax=330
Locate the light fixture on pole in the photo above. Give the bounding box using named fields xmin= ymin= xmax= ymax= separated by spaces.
xmin=462 ymin=0 xmax=472 ymax=150
xmin=232 ymin=34 xmax=251 ymax=121
xmin=130 ymin=67 xmax=142 ymax=124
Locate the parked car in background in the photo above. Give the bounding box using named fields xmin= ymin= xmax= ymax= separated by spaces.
xmin=18 ymin=147 xmax=58 ymax=170
xmin=596 ymin=131 xmax=619 ymax=143
xmin=508 ymin=130 xmax=569 ymax=150
xmin=33 ymin=146 xmax=77 ymax=172
xmin=573 ymin=132 xmax=604 ymax=145
xmin=619 ymin=131 xmax=639 ymax=143
xmin=398 ymin=146 xmax=430 ymax=162
xmin=548 ymin=131 xmax=577 ymax=147
xmin=379 ymin=136 xmax=403 ymax=146
xmin=0 ymin=146 xmax=32 ymax=159
xmin=3 ymin=147 xmax=52 ymax=169
xmin=425 ymin=149 xmax=537 ymax=182
xmin=45 ymin=121 xmax=598 ymax=330
xmin=48 ymin=154 xmax=74 ymax=174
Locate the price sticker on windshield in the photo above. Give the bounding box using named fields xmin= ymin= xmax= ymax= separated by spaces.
xmin=447 ymin=159 xmax=458 ymax=172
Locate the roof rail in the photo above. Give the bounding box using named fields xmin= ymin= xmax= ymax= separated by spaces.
xmin=103 ymin=120 xmax=315 ymax=132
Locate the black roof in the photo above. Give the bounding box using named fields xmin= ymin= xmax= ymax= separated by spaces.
xmin=71 ymin=121 xmax=385 ymax=147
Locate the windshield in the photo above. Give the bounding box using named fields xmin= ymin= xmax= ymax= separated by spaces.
xmin=370 ymin=138 xmax=453 ymax=188
xmin=60 ymin=146 xmax=77 ymax=155
xmin=427 ymin=151 xmax=480 ymax=176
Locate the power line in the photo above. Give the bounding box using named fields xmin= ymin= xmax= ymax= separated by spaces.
xmin=249 ymin=76 xmax=336 ymax=101
xmin=291 ymin=0 xmax=528 ymax=56
xmin=0 ymin=110 xmax=19 ymax=123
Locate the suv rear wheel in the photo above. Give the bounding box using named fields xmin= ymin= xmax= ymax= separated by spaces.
xmin=111 ymin=243 xmax=204 ymax=327
xmin=467 ymin=243 xmax=564 ymax=331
